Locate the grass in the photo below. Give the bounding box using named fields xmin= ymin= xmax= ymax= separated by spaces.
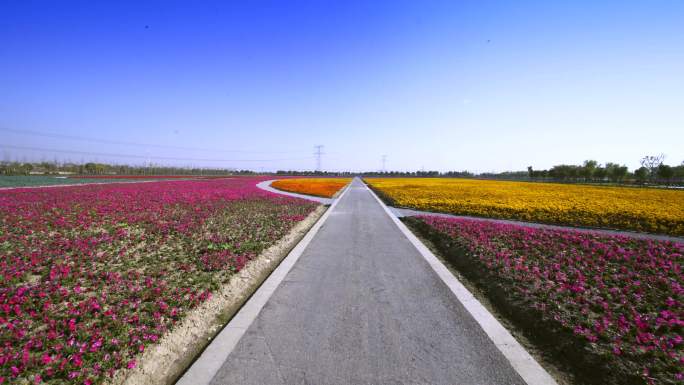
xmin=0 ymin=176 xmax=159 ymax=188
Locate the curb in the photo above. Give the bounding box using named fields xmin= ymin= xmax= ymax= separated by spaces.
xmin=176 ymin=182 xmax=351 ymax=385
xmin=363 ymin=180 xmax=558 ymax=385
xmin=256 ymin=179 xmax=334 ymax=204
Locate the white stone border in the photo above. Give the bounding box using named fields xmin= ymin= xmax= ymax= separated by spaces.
xmin=176 ymin=182 xmax=351 ymax=385
xmin=363 ymin=180 xmax=558 ymax=385
xmin=255 ymin=179 xmax=334 ymax=204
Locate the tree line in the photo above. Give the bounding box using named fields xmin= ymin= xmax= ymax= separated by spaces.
xmin=525 ymin=155 xmax=684 ymax=184
xmin=0 ymin=161 xmax=256 ymax=176
xmin=2 ymin=155 xmax=683 ymax=185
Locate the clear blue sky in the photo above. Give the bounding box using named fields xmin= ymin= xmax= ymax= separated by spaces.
xmin=1 ymin=0 xmax=683 ymax=172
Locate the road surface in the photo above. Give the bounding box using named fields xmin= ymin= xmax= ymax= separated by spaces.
xmin=205 ymin=178 xmax=527 ymax=384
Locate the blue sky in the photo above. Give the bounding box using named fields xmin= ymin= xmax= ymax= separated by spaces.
xmin=1 ymin=0 xmax=683 ymax=172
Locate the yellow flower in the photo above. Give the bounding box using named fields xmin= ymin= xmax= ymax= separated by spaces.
xmin=365 ymin=178 xmax=684 ymax=236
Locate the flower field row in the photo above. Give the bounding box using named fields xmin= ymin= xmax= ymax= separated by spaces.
xmin=0 ymin=176 xmax=150 ymax=189
xmin=65 ymin=175 xmax=228 ymax=179
xmin=0 ymin=178 xmax=318 ymax=384
xmin=408 ymin=215 xmax=683 ymax=384
xmin=366 ymin=178 xmax=684 ymax=236
xmin=271 ymin=178 xmax=351 ymax=198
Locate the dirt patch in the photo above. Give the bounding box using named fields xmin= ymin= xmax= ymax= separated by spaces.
xmin=106 ymin=205 xmax=327 ymax=385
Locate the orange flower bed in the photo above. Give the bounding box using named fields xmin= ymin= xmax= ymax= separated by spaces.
xmin=271 ymin=178 xmax=351 ymax=198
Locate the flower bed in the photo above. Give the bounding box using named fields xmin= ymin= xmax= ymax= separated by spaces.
xmin=406 ymin=215 xmax=683 ymax=385
xmin=365 ymin=178 xmax=684 ymax=236
xmin=271 ymin=178 xmax=350 ymax=198
xmin=65 ymin=175 xmax=225 ymax=179
xmin=0 ymin=176 xmax=144 ymax=188
xmin=0 ymin=178 xmax=317 ymax=384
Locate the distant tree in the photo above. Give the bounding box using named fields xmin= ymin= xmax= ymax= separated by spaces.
xmin=593 ymin=166 xmax=607 ymax=181
xmin=581 ymin=160 xmax=598 ymax=180
xmin=640 ymin=154 xmax=665 ymax=179
xmin=604 ymin=163 xmax=628 ymax=182
xmin=549 ymin=164 xmax=580 ymax=181
xmin=634 ymin=167 xmax=649 ymax=183
xmin=84 ymin=162 xmax=97 ymax=174
xmin=20 ymin=163 xmax=34 ymax=175
xmin=657 ymin=164 xmax=674 ymax=181
xmin=527 ymin=166 xmax=533 ymax=178
xmin=673 ymin=164 xmax=684 ymax=178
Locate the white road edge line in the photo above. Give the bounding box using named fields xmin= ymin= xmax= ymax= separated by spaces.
xmin=176 ymin=183 xmax=351 ymax=385
xmin=363 ymin=179 xmax=558 ymax=385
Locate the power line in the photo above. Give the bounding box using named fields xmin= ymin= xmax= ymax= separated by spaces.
xmin=314 ymin=145 xmax=324 ymax=171
xmin=0 ymin=127 xmax=308 ymax=154
xmin=0 ymin=144 xmax=314 ymax=163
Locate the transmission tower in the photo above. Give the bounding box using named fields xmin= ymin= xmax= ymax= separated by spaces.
xmin=314 ymin=145 xmax=324 ymax=171
xmin=381 ymin=155 xmax=387 ymax=172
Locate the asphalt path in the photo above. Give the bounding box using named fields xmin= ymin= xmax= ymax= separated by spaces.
xmin=207 ymin=178 xmax=526 ymax=385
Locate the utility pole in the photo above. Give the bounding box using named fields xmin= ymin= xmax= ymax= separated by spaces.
xmin=381 ymin=155 xmax=387 ymax=172
xmin=314 ymin=145 xmax=324 ymax=172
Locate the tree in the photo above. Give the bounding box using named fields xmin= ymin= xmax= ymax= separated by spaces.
xmin=581 ymin=160 xmax=598 ymax=180
xmin=549 ymin=164 xmax=580 ymax=181
xmin=657 ymin=164 xmax=674 ymax=181
xmin=634 ymin=167 xmax=649 ymax=183
xmin=640 ymin=154 xmax=665 ymax=179
xmin=673 ymin=164 xmax=684 ymax=179
xmin=84 ymin=162 xmax=98 ymax=174
xmin=605 ymin=163 xmax=628 ymax=182
xmin=527 ymin=166 xmax=533 ymax=178
xmin=20 ymin=163 xmax=34 ymax=175
xmin=593 ymin=166 xmax=607 ymax=181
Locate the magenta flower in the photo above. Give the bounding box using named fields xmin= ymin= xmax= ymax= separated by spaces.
xmin=416 ymin=215 xmax=683 ymax=384
xmin=0 ymin=177 xmax=318 ymax=383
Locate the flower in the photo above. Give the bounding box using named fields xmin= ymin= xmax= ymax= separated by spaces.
xmin=366 ymin=177 xmax=684 ymax=236
xmin=416 ymin=214 xmax=684 ymax=384
xmin=0 ymin=177 xmax=318 ymax=383
xmin=271 ymin=178 xmax=350 ymax=198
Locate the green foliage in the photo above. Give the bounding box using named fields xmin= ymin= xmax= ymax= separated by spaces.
xmin=634 ymin=167 xmax=649 ymax=182
xmin=0 ymin=160 xmax=249 ymax=176
xmin=657 ymin=164 xmax=674 ymax=180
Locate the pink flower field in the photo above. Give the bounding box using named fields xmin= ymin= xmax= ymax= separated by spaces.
xmin=409 ymin=215 xmax=683 ymax=385
xmin=0 ymin=178 xmax=317 ymax=384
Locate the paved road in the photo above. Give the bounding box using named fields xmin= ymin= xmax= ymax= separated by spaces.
xmin=208 ymin=178 xmax=525 ymax=385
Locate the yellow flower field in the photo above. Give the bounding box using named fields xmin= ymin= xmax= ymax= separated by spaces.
xmin=271 ymin=178 xmax=351 ymax=198
xmin=365 ymin=178 xmax=684 ymax=236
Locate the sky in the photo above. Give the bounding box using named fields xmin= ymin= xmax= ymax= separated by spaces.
xmin=1 ymin=0 xmax=683 ymax=172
